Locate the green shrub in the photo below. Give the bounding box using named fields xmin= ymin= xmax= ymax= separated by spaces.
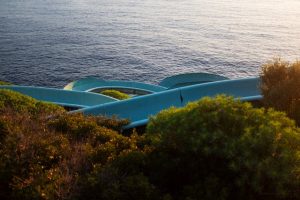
xmin=48 ymin=113 xmax=129 ymax=136
xmin=101 ymin=90 xmax=130 ymax=100
xmin=4 ymin=87 xmax=300 ymax=200
xmin=0 ymin=89 xmax=37 ymax=112
xmin=77 ymin=134 xmax=151 ymax=200
xmin=0 ymin=81 xmax=11 ymax=85
xmin=0 ymin=90 xmax=142 ymax=200
xmin=0 ymin=89 xmax=65 ymax=115
xmin=79 ymin=157 xmax=157 ymax=200
xmin=0 ymin=90 xmax=69 ymax=200
xmin=260 ymin=59 xmax=300 ymax=126
xmin=146 ymin=96 xmax=300 ymax=200
xmin=46 ymin=113 xmax=137 ymax=200
xmin=1 ymin=128 xmax=71 ymax=200
xmin=0 ymin=89 xmax=65 ymax=147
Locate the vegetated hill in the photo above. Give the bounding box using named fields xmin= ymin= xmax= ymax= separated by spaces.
xmin=0 ymin=81 xmax=12 ymax=85
xmin=0 ymin=89 xmax=132 ymax=200
xmin=260 ymin=58 xmax=300 ymax=126
xmin=0 ymin=89 xmax=299 ymax=200
xmin=146 ymin=95 xmax=300 ymax=200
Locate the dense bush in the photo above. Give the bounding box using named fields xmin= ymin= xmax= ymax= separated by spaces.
xmin=76 ymin=137 xmax=155 ymax=200
xmin=0 ymin=81 xmax=11 ymax=85
xmin=101 ymin=90 xmax=131 ymax=100
xmin=2 ymin=90 xmax=300 ymax=200
xmin=260 ymin=59 xmax=300 ymax=126
xmin=0 ymin=90 xmax=143 ymax=200
xmin=0 ymin=90 xmax=68 ymax=200
xmin=0 ymin=89 xmax=65 ymax=115
xmin=146 ymin=96 xmax=300 ymax=200
xmin=48 ymin=113 xmax=129 ymax=135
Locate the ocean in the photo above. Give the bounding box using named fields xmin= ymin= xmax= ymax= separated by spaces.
xmin=0 ymin=0 xmax=299 ymax=87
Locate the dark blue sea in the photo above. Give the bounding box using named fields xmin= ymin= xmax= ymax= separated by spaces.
xmin=1 ymin=0 xmax=300 ymax=88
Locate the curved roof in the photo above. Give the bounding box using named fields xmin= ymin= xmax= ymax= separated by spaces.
xmin=64 ymin=77 xmax=167 ymax=93
xmin=159 ymin=73 xmax=229 ymax=89
xmin=0 ymin=86 xmax=117 ymax=108
xmin=75 ymin=77 xmax=261 ymax=128
xmin=0 ymin=75 xmax=261 ymax=129
xmin=124 ymin=95 xmax=263 ymax=129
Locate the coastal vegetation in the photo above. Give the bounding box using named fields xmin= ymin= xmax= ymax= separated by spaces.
xmin=146 ymin=96 xmax=300 ymax=199
xmin=100 ymin=89 xmax=131 ymax=100
xmin=260 ymin=59 xmax=300 ymax=125
xmin=0 ymin=81 xmax=11 ymax=85
xmin=0 ymin=89 xmax=133 ymax=200
xmin=1 ymin=59 xmax=300 ymax=199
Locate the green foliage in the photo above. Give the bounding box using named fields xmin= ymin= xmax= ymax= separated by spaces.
xmin=101 ymin=90 xmax=130 ymax=100
xmin=2 ymin=89 xmax=300 ymax=200
xmin=48 ymin=113 xmax=129 ymax=135
xmin=0 ymin=91 xmax=68 ymax=200
xmin=47 ymin=113 xmax=141 ymax=199
xmin=0 ymin=89 xmax=65 ymax=115
xmin=48 ymin=112 xmax=152 ymax=200
xmin=0 ymin=89 xmax=37 ymax=112
xmin=146 ymin=96 xmax=300 ymax=200
xmin=0 ymin=90 xmax=142 ymax=200
xmin=79 ymin=152 xmax=157 ymax=200
xmin=260 ymin=59 xmax=300 ymax=126
xmin=0 ymin=81 xmax=11 ymax=85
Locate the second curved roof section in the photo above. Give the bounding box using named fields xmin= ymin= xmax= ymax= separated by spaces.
xmin=75 ymin=77 xmax=260 ymax=127
xmin=64 ymin=77 xmax=167 ymax=93
xmin=0 ymin=86 xmax=117 ymax=108
xmin=159 ymin=73 xmax=229 ymax=89
xmin=64 ymin=73 xmax=229 ymax=93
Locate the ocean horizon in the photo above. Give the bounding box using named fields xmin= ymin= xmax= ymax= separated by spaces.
xmin=0 ymin=0 xmax=300 ymax=87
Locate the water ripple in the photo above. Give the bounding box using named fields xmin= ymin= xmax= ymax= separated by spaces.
xmin=0 ymin=0 xmax=299 ymax=87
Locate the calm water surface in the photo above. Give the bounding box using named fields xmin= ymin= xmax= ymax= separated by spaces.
xmin=0 ymin=0 xmax=300 ymax=87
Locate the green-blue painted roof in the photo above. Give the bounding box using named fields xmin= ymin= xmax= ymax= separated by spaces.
xmin=0 ymin=86 xmax=117 ymax=108
xmin=159 ymin=72 xmax=229 ymax=88
xmin=64 ymin=77 xmax=167 ymax=93
xmin=75 ymin=77 xmax=261 ymax=126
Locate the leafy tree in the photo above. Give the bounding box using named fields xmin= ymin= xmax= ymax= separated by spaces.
xmin=260 ymin=59 xmax=300 ymax=125
xmin=146 ymin=96 xmax=300 ymax=200
xmin=2 ymin=90 xmax=300 ymax=200
xmin=0 ymin=90 xmax=138 ymax=200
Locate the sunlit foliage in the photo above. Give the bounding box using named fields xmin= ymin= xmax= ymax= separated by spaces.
xmin=146 ymin=96 xmax=300 ymax=200
xmin=1 ymin=90 xmax=300 ymax=200
xmin=0 ymin=81 xmax=11 ymax=85
xmin=260 ymin=59 xmax=300 ymax=126
xmin=101 ymin=89 xmax=131 ymax=100
xmin=0 ymin=90 xmax=137 ymax=200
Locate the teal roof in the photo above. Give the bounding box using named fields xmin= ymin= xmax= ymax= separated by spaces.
xmin=75 ymin=77 xmax=261 ymax=127
xmin=0 ymin=86 xmax=117 ymax=108
xmin=0 ymin=73 xmax=261 ymax=129
xmin=124 ymin=94 xmax=263 ymax=129
xmin=159 ymin=73 xmax=229 ymax=88
xmin=64 ymin=77 xmax=167 ymax=93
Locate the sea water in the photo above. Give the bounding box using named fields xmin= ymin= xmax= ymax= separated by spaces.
xmin=0 ymin=0 xmax=299 ymax=87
